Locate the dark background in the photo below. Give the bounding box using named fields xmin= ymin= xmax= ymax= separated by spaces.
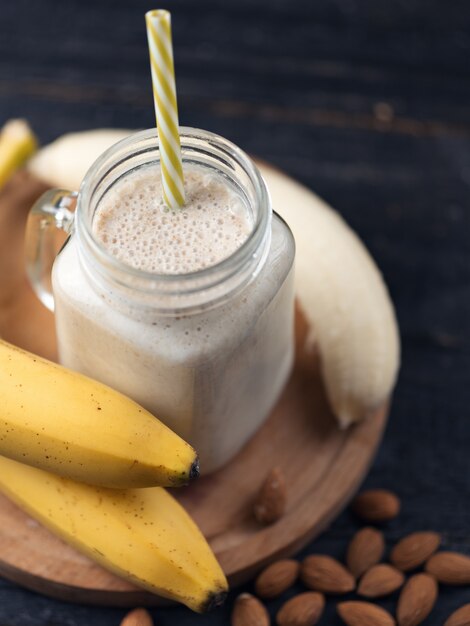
xmin=1 ymin=0 xmax=470 ymax=624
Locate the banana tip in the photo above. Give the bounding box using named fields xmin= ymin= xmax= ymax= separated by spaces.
xmin=189 ymin=457 xmax=200 ymax=482
xmin=202 ymin=589 xmax=228 ymax=612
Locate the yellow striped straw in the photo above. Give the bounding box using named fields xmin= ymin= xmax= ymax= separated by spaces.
xmin=145 ymin=9 xmax=185 ymax=208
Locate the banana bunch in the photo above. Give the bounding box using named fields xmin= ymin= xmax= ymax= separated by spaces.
xmin=28 ymin=129 xmax=400 ymax=427
xmin=0 ymin=455 xmax=227 ymax=612
xmin=0 ymin=338 xmax=227 ymax=610
xmin=0 ymin=339 xmax=198 ymax=488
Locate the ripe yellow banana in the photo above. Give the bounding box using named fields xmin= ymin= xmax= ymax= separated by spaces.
xmin=0 ymin=455 xmax=227 ymax=612
xmin=0 ymin=119 xmax=37 ymax=189
xmin=0 ymin=339 xmax=198 ymax=488
xmin=28 ymin=129 xmax=401 ymax=428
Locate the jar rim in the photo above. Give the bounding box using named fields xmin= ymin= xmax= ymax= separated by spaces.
xmin=76 ymin=127 xmax=271 ymax=290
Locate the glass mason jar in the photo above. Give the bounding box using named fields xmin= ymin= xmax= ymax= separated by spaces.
xmin=25 ymin=128 xmax=295 ymax=474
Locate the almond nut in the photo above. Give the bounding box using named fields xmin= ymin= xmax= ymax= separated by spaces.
xmin=390 ymin=531 xmax=441 ymax=571
xmin=120 ymin=608 xmax=154 ymax=626
xmin=301 ymin=555 xmax=355 ymax=594
xmin=337 ymin=600 xmax=395 ymax=626
xmin=444 ymin=603 xmax=470 ymax=626
xmin=358 ymin=563 xmax=405 ymax=598
xmin=255 ymin=559 xmax=300 ymax=599
xmin=396 ymin=573 xmax=438 ymax=626
xmin=352 ymin=489 xmax=400 ymax=523
xmin=231 ymin=593 xmax=269 ymax=626
xmin=425 ymin=552 xmax=470 ymax=585
xmin=346 ymin=527 xmax=385 ymax=578
xmin=276 ymin=592 xmax=325 ymax=626
xmin=254 ymin=467 xmax=287 ymax=525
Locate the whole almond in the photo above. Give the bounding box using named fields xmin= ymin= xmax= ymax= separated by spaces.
xmin=346 ymin=527 xmax=385 ymax=578
xmin=396 ymin=573 xmax=438 ymax=626
xmin=391 ymin=531 xmax=441 ymax=571
xmin=352 ymin=489 xmax=400 ymax=523
xmin=444 ymin=603 xmax=470 ymax=626
xmin=425 ymin=552 xmax=470 ymax=585
xmin=231 ymin=593 xmax=269 ymax=626
xmin=120 ymin=608 xmax=153 ymax=626
xmin=358 ymin=564 xmax=405 ymax=598
xmin=301 ymin=555 xmax=355 ymax=594
xmin=337 ymin=600 xmax=395 ymax=626
xmin=276 ymin=592 xmax=325 ymax=626
xmin=255 ymin=559 xmax=300 ymax=599
xmin=254 ymin=467 xmax=287 ymax=525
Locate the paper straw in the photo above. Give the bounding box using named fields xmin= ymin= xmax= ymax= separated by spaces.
xmin=145 ymin=9 xmax=185 ymax=208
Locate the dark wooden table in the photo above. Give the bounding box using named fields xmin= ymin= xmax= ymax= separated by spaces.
xmin=1 ymin=0 xmax=470 ymax=624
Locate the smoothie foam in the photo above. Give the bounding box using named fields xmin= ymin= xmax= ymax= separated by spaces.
xmin=93 ymin=166 xmax=252 ymax=274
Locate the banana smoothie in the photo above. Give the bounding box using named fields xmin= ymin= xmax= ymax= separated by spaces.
xmin=52 ymin=130 xmax=295 ymax=473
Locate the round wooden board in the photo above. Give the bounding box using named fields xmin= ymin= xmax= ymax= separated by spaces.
xmin=0 ymin=168 xmax=388 ymax=607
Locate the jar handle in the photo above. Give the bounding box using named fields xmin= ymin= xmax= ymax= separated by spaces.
xmin=24 ymin=189 xmax=77 ymax=312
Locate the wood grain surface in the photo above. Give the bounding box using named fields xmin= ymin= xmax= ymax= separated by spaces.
xmin=0 ymin=1 xmax=469 ymax=624
xmin=0 ymin=169 xmax=387 ymax=606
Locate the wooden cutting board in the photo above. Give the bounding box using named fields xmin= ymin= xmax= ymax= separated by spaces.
xmin=0 ymin=169 xmax=388 ymax=606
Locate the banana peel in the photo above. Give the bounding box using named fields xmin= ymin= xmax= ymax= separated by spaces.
xmin=0 ymin=338 xmax=199 ymax=488
xmin=0 ymin=455 xmax=228 ymax=612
